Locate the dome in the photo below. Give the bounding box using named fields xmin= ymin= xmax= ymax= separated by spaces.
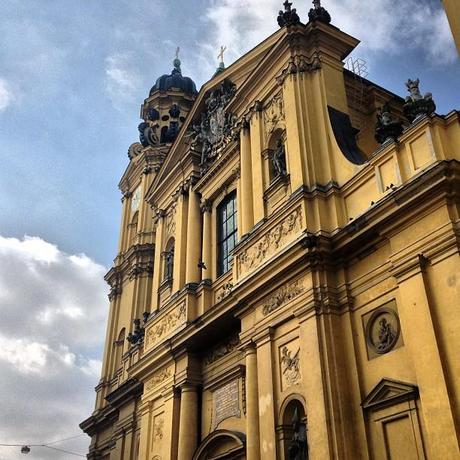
xmin=150 ymin=59 xmax=197 ymax=96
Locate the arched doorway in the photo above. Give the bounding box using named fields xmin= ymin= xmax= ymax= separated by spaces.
xmin=193 ymin=430 xmax=246 ymax=460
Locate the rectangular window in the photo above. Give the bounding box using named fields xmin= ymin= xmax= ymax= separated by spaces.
xmin=217 ymin=192 xmax=237 ymax=277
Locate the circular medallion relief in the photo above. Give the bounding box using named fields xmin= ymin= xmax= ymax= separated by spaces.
xmin=365 ymin=307 xmax=400 ymax=354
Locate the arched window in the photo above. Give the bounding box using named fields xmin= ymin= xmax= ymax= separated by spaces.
xmin=217 ymin=192 xmax=238 ymax=277
xmin=163 ymin=238 xmax=175 ymax=282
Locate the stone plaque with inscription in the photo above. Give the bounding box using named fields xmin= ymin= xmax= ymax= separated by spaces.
xmin=213 ymin=380 xmax=240 ymax=428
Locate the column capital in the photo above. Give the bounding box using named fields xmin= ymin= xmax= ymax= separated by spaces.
xmin=200 ymin=199 xmax=213 ymax=214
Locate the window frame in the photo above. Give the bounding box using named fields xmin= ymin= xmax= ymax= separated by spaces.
xmin=216 ymin=191 xmax=238 ymax=277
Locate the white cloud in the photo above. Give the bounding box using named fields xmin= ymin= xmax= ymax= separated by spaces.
xmin=199 ymin=0 xmax=457 ymax=74
xmin=0 ymin=235 xmax=108 ymax=460
xmin=0 ymin=78 xmax=14 ymax=111
xmin=105 ymin=53 xmax=142 ymax=108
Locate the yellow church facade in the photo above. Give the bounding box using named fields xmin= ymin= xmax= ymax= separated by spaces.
xmin=81 ymin=3 xmax=460 ymax=459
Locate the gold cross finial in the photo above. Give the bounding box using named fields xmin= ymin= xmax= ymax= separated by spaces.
xmin=175 ymin=47 xmax=180 ymax=60
xmin=217 ymin=46 xmax=227 ymax=64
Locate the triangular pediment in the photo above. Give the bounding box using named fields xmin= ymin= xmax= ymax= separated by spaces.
xmin=362 ymin=378 xmax=419 ymax=411
xmin=146 ymin=27 xmax=288 ymax=201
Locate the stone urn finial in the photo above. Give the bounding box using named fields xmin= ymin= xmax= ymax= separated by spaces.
xmin=375 ymin=104 xmax=404 ymax=145
xmin=403 ymin=78 xmax=436 ymax=122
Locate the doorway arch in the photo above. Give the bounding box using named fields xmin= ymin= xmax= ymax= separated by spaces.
xmin=193 ymin=430 xmax=246 ymax=460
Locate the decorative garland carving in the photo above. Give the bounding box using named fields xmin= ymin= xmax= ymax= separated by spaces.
xmin=165 ymin=203 xmax=177 ymax=237
xmin=264 ymin=92 xmax=285 ymax=139
xmin=237 ymin=207 xmax=303 ymax=275
xmin=262 ymin=277 xmax=307 ymax=316
xmin=145 ymin=301 xmax=187 ymax=349
xmin=145 ymin=367 xmax=173 ymax=392
xmin=204 ymin=334 xmax=240 ymax=366
xmin=216 ymin=282 xmax=233 ymax=302
xmin=128 ymin=261 xmax=153 ymax=280
xmin=276 ymin=54 xmax=321 ymax=86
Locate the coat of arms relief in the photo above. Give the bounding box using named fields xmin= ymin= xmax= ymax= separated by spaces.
xmin=188 ymin=79 xmax=238 ymax=173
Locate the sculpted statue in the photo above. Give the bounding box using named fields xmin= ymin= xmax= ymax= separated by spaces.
xmin=278 ymin=1 xmax=300 ymax=28
xmin=376 ymin=318 xmax=396 ymax=352
xmin=272 ymin=139 xmax=287 ymax=177
xmin=403 ymin=78 xmax=436 ymax=122
xmin=308 ymin=0 xmax=331 ymax=24
xmin=375 ymin=103 xmax=403 ymax=144
xmin=288 ymin=407 xmax=308 ymax=460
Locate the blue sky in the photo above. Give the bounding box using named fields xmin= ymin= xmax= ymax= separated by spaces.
xmin=0 ymin=0 xmax=458 ymax=458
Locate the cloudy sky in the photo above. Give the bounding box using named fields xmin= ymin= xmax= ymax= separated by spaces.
xmin=0 ymin=0 xmax=458 ymax=458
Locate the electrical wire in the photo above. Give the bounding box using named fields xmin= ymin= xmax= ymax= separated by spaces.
xmin=0 ymin=444 xmax=85 ymax=457
xmin=0 ymin=433 xmax=87 ymax=457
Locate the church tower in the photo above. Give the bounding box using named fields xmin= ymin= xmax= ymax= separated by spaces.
xmin=81 ymin=2 xmax=460 ymax=459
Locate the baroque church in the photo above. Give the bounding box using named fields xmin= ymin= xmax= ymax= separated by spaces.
xmin=81 ymin=2 xmax=460 ymax=459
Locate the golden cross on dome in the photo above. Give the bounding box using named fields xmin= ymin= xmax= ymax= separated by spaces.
xmin=217 ymin=45 xmax=227 ymax=64
xmin=175 ymin=47 xmax=180 ymax=60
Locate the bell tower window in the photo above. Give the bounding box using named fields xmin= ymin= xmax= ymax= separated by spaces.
xmin=217 ymin=192 xmax=237 ymax=277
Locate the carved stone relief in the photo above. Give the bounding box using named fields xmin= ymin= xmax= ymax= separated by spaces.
xmin=261 ymin=276 xmax=308 ymax=316
xmin=164 ymin=203 xmax=177 ymax=238
xmin=280 ymin=339 xmax=301 ymax=390
xmin=153 ymin=414 xmax=164 ymax=441
xmin=263 ymin=92 xmax=285 ymax=139
xmin=187 ymin=79 xmax=238 ymax=173
xmin=237 ymin=207 xmax=303 ymax=276
xmin=363 ymin=300 xmax=403 ymax=359
xmin=215 ymin=282 xmax=233 ymax=303
xmin=145 ymin=301 xmax=187 ymax=350
xmin=203 ymin=335 xmax=240 ymax=366
xmin=145 ymin=366 xmax=173 ymax=393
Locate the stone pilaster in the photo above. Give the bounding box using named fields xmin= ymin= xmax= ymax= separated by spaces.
xmin=245 ymin=344 xmax=260 ymax=460
xmin=177 ymin=384 xmax=199 ymax=460
xmin=240 ymin=122 xmax=254 ymax=235
xmin=185 ymin=189 xmax=202 ymax=285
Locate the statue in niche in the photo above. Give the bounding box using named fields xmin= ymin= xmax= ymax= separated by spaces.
xmin=375 ymin=103 xmax=403 ymax=144
xmin=272 ymin=139 xmax=287 ymax=177
xmin=164 ymin=248 xmax=174 ymax=281
xmin=288 ymin=407 xmax=308 ymax=460
xmin=403 ymin=78 xmax=436 ymax=122
xmin=376 ymin=317 xmax=396 ymax=353
xmin=138 ymin=107 xmax=160 ymax=148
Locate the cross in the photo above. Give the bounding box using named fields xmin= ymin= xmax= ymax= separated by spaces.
xmin=284 ymin=0 xmax=292 ymax=12
xmin=175 ymin=47 xmax=180 ymax=60
xmin=217 ymin=45 xmax=227 ymax=64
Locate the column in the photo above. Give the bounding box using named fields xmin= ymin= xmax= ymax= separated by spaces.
xmin=151 ymin=210 xmax=165 ymax=311
xmin=200 ymin=200 xmax=212 ymax=281
xmin=297 ymin=313 xmax=333 ymax=460
xmin=255 ymin=333 xmax=276 ymax=460
xmin=245 ymin=345 xmax=260 ymax=460
xmin=177 ymin=384 xmax=198 ymax=460
xmin=173 ymin=193 xmax=188 ymax=292
xmin=118 ymin=192 xmax=131 ymax=253
xmin=185 ymin=189 xmax=202 ymax=285
xmin=240 ymin=122 xmax=254 ymax=235
xmin=249 ymin=106 xmax=265 ymax=225
xmin=394 ymin=259 xmax=458 ymax=458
